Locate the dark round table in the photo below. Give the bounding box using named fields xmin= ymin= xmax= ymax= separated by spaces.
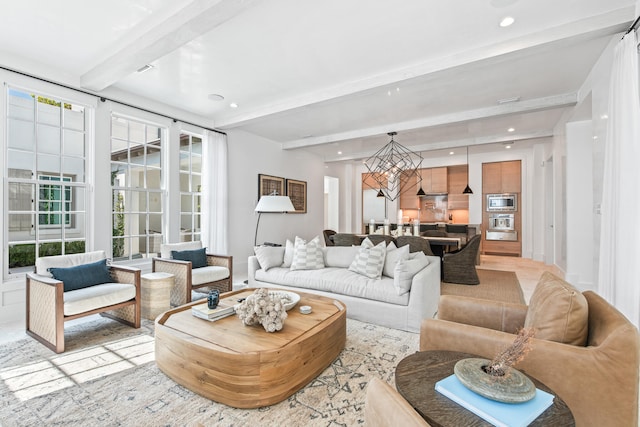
xmin=395 ymin=350 xmax=575 ymax=427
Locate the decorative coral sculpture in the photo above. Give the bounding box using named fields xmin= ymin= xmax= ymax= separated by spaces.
xmin=236 ymin=288 xmax=288 ymax=332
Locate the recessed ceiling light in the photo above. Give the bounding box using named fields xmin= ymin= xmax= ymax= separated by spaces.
xmin=600 ymin=114 xmax=609 ymax=120
xmin=505 ymin=145 xmax=512 ymax=149
xmin=136 ymin=64 xmax=154 ymax=73
xmin=500 ymin=16 xmax=515 ymax=27
xmin=449 ymin=151 xmax=455 ymax=155
xmin=507 ymin=127 xmax=515 ymax=132
xmin=207 ymin=94 xmax=224 ymax=101
xmin=229 ymin=102 xmax=238 ymax=108
xmin=337 ymin=151 xmax=342 ymax=155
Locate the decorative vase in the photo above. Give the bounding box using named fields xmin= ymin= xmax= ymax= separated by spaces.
xmin=453 ymin=358 xmax=536 ymax=403
xmin=207 ymin=289 xmax=219 ymax=309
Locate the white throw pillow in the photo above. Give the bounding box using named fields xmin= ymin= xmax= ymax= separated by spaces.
xmin=290 ymin=236 xmax=325 ymax=270
xmin=324 ymin=246 xmax=361 ymax=268
xmin=282 ymin=239 xmax=294 ymax=268
xmin=348 ymin=240 xmax=387 ymax=279
xmin=254 ymin=246 xmax=285 ymax=271
xmin=383 ymin=244 xmax=410 ymax=278
xmin=394 ymin=256 xmax=430 ymax=295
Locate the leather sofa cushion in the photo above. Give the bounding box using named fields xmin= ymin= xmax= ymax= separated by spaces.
xmin=524 ymin=271 xmax=588 ymax=346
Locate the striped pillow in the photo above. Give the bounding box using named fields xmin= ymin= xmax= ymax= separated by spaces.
xmin=348 ymin=238 xmax=387 ymax=279
xmin=290 ymin=236 xmax=325 ymax=270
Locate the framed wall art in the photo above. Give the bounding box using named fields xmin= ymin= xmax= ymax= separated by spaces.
xmin=286 ymin=179 xmax=307 ymax=213
xmin=258 ymin=174 xmax=285 ymax=199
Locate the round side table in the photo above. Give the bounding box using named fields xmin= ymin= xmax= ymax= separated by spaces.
xmin=141 ymin=272 xmax=175 ymax=320
xmin=395 ymin=350 xmax=575 ymax=426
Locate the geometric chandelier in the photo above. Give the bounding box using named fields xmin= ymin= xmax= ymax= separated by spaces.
xmin=364 ymin=132 xmax=423 ymax=201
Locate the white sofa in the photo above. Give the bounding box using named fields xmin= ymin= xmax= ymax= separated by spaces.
xmin=248 ymin=243 xmax=440 ymax=333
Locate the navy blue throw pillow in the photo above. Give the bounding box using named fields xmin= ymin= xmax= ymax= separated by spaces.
xmin=171 ymin=247 xmax=208 ymax=269
xmin=49 ymin=259 xmax=113 ymax=292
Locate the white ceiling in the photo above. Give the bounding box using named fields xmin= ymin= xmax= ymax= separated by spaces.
xmin=0 ymin=0 xmax=635 ymax=161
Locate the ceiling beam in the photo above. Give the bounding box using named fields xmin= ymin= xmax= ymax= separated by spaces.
xmin=282 ymin=93 xmax=576 ymax=150
xmin=80 ymin=0 xmax=262 ymax=91
xmin=216 ymin=7 xmax=632 ymax=128
xmin=322 ymin=130 xmax=554 ymax=163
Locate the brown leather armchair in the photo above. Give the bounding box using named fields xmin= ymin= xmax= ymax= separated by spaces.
xmin=420 ymin=280 xmax=640 ymax=426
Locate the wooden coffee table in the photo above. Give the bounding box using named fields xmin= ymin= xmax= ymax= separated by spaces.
xmin=395 ymin=350 xmax=575 ymax=426
xmin=155 ymin=288 xmax=346 ymax=408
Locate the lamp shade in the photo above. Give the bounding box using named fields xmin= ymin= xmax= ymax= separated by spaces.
xmin=255 ymin=195 xmax=295 ymax=212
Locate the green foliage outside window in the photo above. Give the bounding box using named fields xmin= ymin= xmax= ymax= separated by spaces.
xmin=8 ymin=241 xmax=85 ymax=268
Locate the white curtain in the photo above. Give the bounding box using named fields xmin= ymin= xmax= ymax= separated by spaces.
xmin=202 ymin=130 xmax=229 ymax=254
xmin=598 ymin=30 xmax=640 ymax=328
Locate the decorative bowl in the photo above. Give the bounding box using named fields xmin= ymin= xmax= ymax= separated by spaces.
xmin=268 ymin=290 xmax=300 ymax=311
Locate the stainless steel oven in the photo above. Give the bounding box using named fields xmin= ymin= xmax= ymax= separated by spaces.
xmin=486 ymin=193 xmax=517 ymax=211
xmin=486 ymin=213 xmax=517 ymax=241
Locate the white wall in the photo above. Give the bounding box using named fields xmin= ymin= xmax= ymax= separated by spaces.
xmin=565 ymin=121 xmax=595 ymax=289
xmin=226 ymin=130 xmax=325 ymax=277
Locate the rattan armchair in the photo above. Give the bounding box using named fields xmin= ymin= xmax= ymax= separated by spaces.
xmin=26 ymin=250 xmax=141 ymax=353
xmin=332 ymin=233 xmax=363 ymax=246
xmin=323 ymin=229 xmax=336 ymax=246
xmin=396 ymin=235 xmax=435 ymax=256
xmin=441 ymin=234 xmax=481 ymax=284
xmin=152 ymin=242 xmax=232 ymax=306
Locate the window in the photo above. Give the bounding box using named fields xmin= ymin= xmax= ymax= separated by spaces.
xmin=111 ymin=116 xmax=165 ymax=260
xmin=5 ymin=88 xmax=88 ymax=276
xmin=179 ymin=134 xmax=202 ymax=242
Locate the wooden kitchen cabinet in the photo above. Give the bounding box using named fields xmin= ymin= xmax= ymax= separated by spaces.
xmin=482 ymin=161 xmax=521 ymax=193
xmin=418 ymin=167 xmax=448 ymax=194
xmin=447 ymin=165 xmax=469 ymax=209
xmin=399 ymin=171 xmax=420 ymax=209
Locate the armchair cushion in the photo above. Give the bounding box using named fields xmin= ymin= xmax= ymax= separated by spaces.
xmin=524 ymin=272 xmax=588 ymax=346
xmin=49 ymin=259 xmax=113 ymax=292
xmin=171 ymin=247 xmax=207 ymax=268
xmin=191 ymin=265 xmax=230 ymax=286
xmin=64 ymin=283 xmax=136 ymax=316
xmin=160 ymin=241 xmax=201 ymax=260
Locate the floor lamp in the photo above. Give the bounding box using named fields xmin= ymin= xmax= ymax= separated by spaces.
xmin=254 ymin=194 xmax=295 ymax=246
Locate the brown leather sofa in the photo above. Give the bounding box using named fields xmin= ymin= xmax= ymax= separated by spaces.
xmin=365 ymin=377 xmax=429 ymax=426
xmin=420 ymin=272 xmax=640 ymax=427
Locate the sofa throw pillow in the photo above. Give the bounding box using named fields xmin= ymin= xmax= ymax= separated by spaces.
xmin=290 ymin=236 xmax=325 ymax=270
xmin=348 ymin=240 xmax=387 ymax=279
xmin=383 ymin=244 xmax=410 ymax=278
xmin=49 ymin=258 xmax=113 ymax=292
xmin=524 ymin=271 xmax=588 ymax=346
xmin=323 ymin=246 xmax=360 ymax=268
xmin=254 ymin=246 xmax=285 ymax=271
xmin=282 ymin=239 xmax=294 ymax=268
xmin=393 ymin=256 xmax=430 ymax=295
xmin=171 ymin=247 xmax=208 ymax=269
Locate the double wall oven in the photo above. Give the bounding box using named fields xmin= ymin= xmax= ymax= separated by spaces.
xmin=486 ymin=194 xmax=517 ymax=241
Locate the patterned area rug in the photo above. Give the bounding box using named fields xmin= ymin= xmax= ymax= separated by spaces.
xmin=0 ymin=316 xmax=418 ymax=426
xmin=441 ymin=269 xmax=525 ymax=304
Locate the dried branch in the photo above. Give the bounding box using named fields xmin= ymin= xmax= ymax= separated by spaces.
xmin=484 ymin=327 xmax=535 ymax=377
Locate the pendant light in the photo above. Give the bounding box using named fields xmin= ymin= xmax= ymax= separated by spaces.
xmin=463 ymin=146 xmax=473 ymax=194
xmin=416 ymin=154 xmax=426 ymax=196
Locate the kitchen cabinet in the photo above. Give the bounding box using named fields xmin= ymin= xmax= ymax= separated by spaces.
xmin=399 ymin=171 xmax=420 ymax=209
xmin=482 ymin=161 xmax=521 ymax=193
xmin=419 ymin=167 xmax=448 ymax=194
xmin=447 ymin=165 xmax=469 ymax=210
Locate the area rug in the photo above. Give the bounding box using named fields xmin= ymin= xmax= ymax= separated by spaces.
xmin=441 ymin=269 xmax=525 ymax=304
xmin=0 ymin=316 xmax=418 ymax=426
